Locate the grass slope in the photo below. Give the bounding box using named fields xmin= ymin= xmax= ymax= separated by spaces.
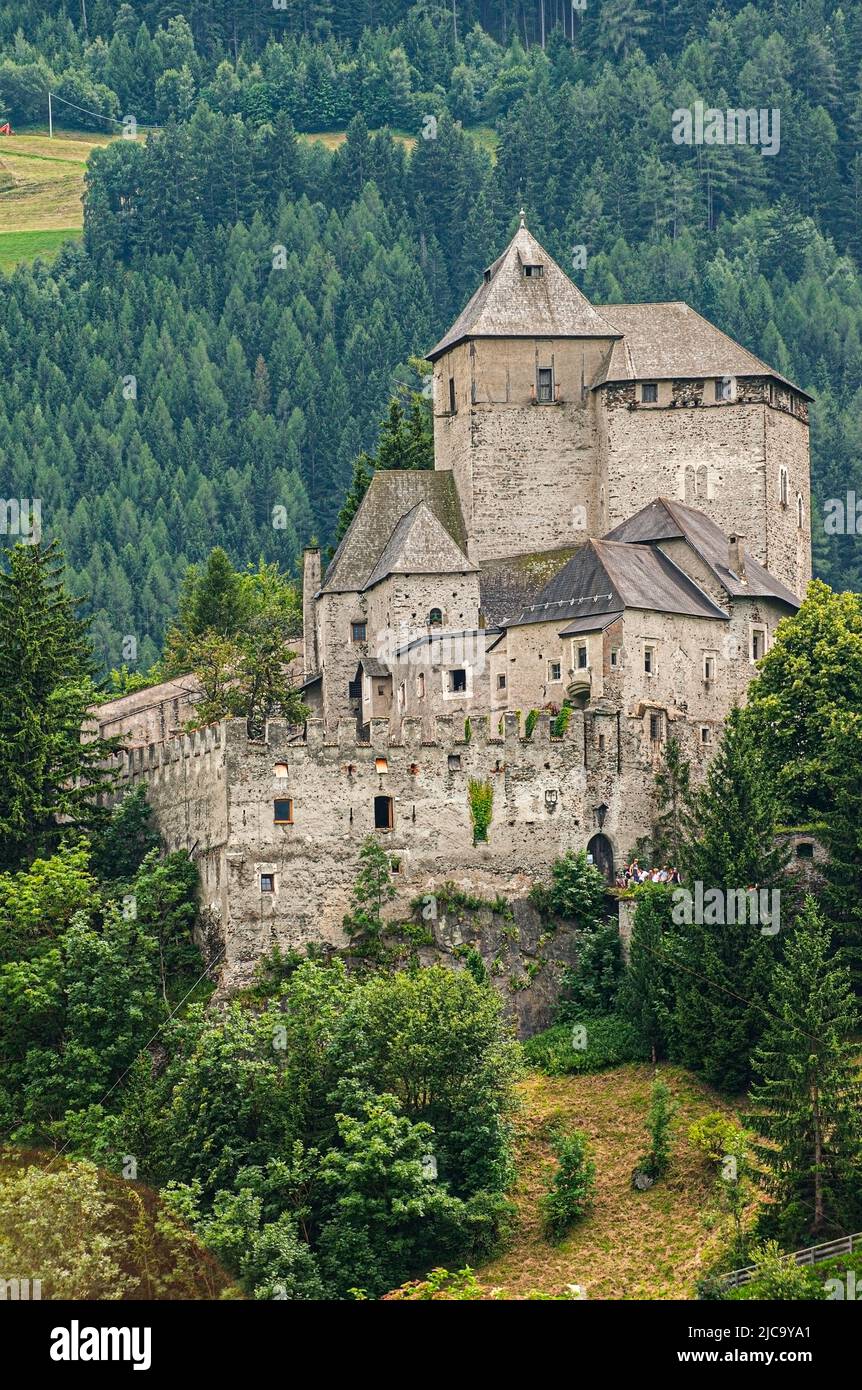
xmin=478 ymin=1063 xmax=749 ymax=1300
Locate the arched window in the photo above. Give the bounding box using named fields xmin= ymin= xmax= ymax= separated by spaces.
xmin=429 ymin=607 xmax=443 ymax=627
xmin=796 ymin=493 xmax=804 ymax=529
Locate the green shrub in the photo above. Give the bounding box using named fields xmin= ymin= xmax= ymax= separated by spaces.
xmin=636 ymin=1079 xmax=676 ymax=1182
xmin=540 ymin=1128 xmax=596 ymax=1240
xmin=688 ymin=1112 xmax=743 ymax=1164
xmin=523 ymin=1015 xmax=649 ymax=1075
xmin=524 ymin=709 xmax=539 ymax=738
xmin=468 ymin=778 xmax=493 ymax=844
xmin=551 ymin=705 xmax=572 ymax=737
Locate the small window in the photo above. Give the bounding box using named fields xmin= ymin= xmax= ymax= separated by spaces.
xmin=260 ymin=873 xmax=275 ymax=894
xmin=751 ymin=627 xmax=766 ymax=662
xmin=598 ymin=733 xmax=606 ymax=753
xmin=703 ymin=654 xmax=716 ymax=682
xmin=429 ymin=607 xmax=443 ymax=627
xmin=576 ymin=644 xmax=588 ymax=669
xmin=374 ymin=794 xmax=394 ymax=830
xmin=700 ymin=726 xmax=712 ymax=745
xmin=497 ymin=673 xmax=507 ymax=690
xmin=548 ymin=660 xmax=562 ymax=682
xmin=797 ymin=493 xmax=804 ymax=529
xmin=644 ymin=645 xmax=656 ymax=675
xmin=351 ymin=621 xmax=366 ymax=643
xmin=610 ymin=647 xmax=620 ymax=669
xmin=642 ymin=382 xmax=658 ymax=403
xmin=649 ymin=712 xmax=664 ymax=742
xmin=273 ymin=762 xmax=289 ymax=778
xmin=448 ymin=377 xmax=456 ymax=414
xmin=796 ymin=841 xmax=814 ymax=860
xmin=448 ymin=754 xmax=461 ymax=771
xmin=274 ymin=798 xmax=293 ymax=824
xmin=375 ymin=756 xmax=388 ymax=773
xmin=537 ymin=367 xmax=553 ymax=403
xmin=417 ymin=672 xmax=426 ymax=699
xmin=779 ymin=467 xmax=789 ymax=506
xmin=715 ymin=376 xmax=734 ymax=401
xmin=397 ymin=682 xmax=406 ymax=707
xmin=523 ymin=263 xmax=544 ymax=278
xmin=449 ymin=668 xmax=467 ymax=693
xmin=348 ymin=676 xmax=362 ymax=700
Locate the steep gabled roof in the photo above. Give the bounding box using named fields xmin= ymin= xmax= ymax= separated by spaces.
xmin=591 ymin=302 xmax=810 ymax=398
xmin=605 ymin=498 xmax=801 ymax=608
xmin=321 ymin=471 xmax=468 ymax=594
xmin=427 ymin=218 xmax=620 ymax=360
xmin=362 ymin=501 xmax=475 ymax=591
xmin=506 ymin=538 xmax=728 ymax=629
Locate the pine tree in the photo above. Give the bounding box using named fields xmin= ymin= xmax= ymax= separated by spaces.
xmin=821 ymin=711 xmax=862 ymax=991
xmin=651 ymin=736 xmax=695 ymax=869
xmin=342 ymin=835 xmax=396 ymax=961
xmin=672 ymin=710 xmax=789 ymax=1092
xmin=747 ymin=897 xmax=862 ymax=1239
xmin=0 ymin=543 xmax=116 ymax=871
xmin=618 ymin=884 xmax=679 ymax=1063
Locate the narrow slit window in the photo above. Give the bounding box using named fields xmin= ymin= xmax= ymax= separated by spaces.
xmin=448 ymin=377 xmax=456 ymax=414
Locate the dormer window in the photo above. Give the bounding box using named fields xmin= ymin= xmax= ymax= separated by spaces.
xmin=523 ymin=263 xmax=543 ymax=277
xmin=483 ymin=268 xmax=492 ymax=283
xmin=642 ymin=383 xmax=658 ymax=403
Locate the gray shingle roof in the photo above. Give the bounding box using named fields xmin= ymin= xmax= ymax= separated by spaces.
xmin=604 ymin=498 xmax=802 ymax=608
xmin=507 ymin=538 xmax=728 ymax=629
xmin=591 ymin=302 xmax=810 ymax=398
xmin=321 ymin=471 xmax=468 ymax=594
xmin=362 ymin=501 xmax=476 ymax=592
xmin=558 ymin=611 xmax=623 ymax=637
xmin=427 ymin=219 xmax=621 ymax=360
xmin=478 ymin=546 xmax=582 ymax=628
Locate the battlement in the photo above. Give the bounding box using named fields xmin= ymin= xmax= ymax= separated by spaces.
xmin=111 ymin=721 xmax=226 ymax=783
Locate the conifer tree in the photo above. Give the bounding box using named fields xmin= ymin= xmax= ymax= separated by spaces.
xmin=672 ymin=710 xmax=788 ymax=1092
xmin=0 ymin=543 xmax=116 ymax=871
xmin=747 ymin=897 xmax=862 ymax=1238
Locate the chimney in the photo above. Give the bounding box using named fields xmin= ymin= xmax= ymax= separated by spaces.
xmin=302 ymin=546 xmax=322 ymax=678
xmin=728 ymin=534 xmax=746 ymax=581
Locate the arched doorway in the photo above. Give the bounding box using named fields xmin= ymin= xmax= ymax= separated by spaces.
xmin=587 ymin=833 xmax=614 ymax=884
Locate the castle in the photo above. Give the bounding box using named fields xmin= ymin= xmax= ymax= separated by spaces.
xmin=96 ymin=216 xmax=811 ymax=994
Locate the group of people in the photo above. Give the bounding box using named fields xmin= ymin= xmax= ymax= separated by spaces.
xmin=618 ymin=861 xmax=682 ymax=887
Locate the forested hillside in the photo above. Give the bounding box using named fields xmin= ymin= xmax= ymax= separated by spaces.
xmin=2 ymin=0 xmax=862 ymax=668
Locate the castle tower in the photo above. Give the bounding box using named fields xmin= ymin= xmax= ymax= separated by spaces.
xmin=428 ymin=215 xmax=812 ymax=596
xmin=426 ymin=212 xmax=621 ymax=564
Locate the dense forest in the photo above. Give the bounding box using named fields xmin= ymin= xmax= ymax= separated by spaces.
xmin=1 ymin=0 xmax=861 ymax=668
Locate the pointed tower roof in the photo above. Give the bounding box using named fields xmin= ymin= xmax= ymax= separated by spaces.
xmin=427 ymin=214 xmax=621 ymax=360
xmin=362 ymin=501 xmax=476 ymax=591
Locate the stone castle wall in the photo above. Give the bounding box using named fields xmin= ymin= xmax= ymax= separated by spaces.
xmin=113 ymin=711 xmax=675 ymax=991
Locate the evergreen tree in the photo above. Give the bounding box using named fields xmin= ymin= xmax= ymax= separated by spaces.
xmin=821 ymin=711 xmax=862 ymax=991
xmin=651 ymin=736 xmax=695 ymax=868
xmin=747 ymin=897 xmax=862 ymax=1239
xmin=672 ymin=710 xmax=788 ymax=1092
xmin=618 ymin=884 xmax=679 ymax=1062
xmin=0 ymin=543 xmax=116 ymax=872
